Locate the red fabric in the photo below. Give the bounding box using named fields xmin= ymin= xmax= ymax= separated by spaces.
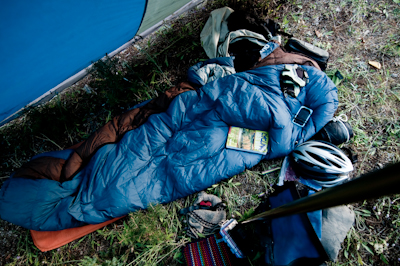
xmin=31 ymin=217 xmax=124 ymax=252
xmin=200 ymin=201 xmax=212 ymax=207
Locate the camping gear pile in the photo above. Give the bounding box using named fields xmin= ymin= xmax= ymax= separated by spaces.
xmin=180 ymin=7 xmax=356 ymax=265
xmin=0 ymin=5 xmax=356 ymax=265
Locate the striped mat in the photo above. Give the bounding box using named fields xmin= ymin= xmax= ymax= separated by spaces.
xmin=183 ymin=234 xmax=234 ymax=266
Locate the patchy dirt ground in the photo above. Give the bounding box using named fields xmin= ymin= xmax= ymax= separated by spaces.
xmin=1 ymin=0 xmax=400 ymax=265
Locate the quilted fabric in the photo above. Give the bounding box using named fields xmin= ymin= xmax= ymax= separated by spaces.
xmin=187 ymin=57 xmax=236 ymax=87
xmin=0 ymin=65 xmax=337 ymax=231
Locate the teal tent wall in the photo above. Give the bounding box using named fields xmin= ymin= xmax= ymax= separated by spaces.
xmin=0 ymin=0 xmax=202 ymax=126
xmin=138 ymin=0 xmax=193 ymax=34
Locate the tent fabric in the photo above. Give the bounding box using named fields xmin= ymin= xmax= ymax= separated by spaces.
xmin=0 ymin=0 xmax=205 ymax=125
xmin=0 ymin=56 xmax=338 ymax=231
xmin=0 ymin=0 xmax=147 ymax=124
xmin=137 ymin=0 xmax=194 ymax=34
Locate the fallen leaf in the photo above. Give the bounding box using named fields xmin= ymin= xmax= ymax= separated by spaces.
xmin=369 ymin=61 xmax=382 ymax=69
xmin=315 ymin=30 xmax=322 ymax=38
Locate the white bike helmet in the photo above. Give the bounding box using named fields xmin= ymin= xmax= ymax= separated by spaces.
xmin=290 ymin=140 xmax=354 ymax=187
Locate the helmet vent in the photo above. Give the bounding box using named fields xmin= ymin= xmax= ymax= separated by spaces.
xmin=298 ymin=158 xmax=317 ymax=168
xmin=307 ymin=151 xmax=326 ymax=165
xmin=293 ymin=150 xmax=302 ymax=155
xmin=327 ymin=158 xmax=341 ymax=168
xmin=331 ymin=153 xmax=344 ymax=160
xmin=315 ymin=145 xmax=331 ymax=150
xmin=290 ymin=140 xmax=354 ymax=187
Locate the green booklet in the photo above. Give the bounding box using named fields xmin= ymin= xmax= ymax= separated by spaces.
xmin=226 ymin=126 xmax=269 ymax=155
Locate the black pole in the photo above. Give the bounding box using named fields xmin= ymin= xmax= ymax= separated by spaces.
xmin=242 ymin=162 xmax=400 ymax=224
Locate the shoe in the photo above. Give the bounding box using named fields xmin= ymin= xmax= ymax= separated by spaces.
xmin=312 ymin=114 xmax=353 ymax=145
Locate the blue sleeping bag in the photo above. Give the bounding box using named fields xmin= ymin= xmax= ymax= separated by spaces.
xmin=0 ymin=65 xmax=338 ymax=231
